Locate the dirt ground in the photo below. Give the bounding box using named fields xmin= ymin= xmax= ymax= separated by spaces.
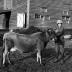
xmin=1 ymin=27 xmax=72 ymax=72
xmin=0 ymin=45 xmax=72 ymax=72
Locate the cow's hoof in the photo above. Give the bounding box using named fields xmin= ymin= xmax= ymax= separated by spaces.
xmin=2 ymin=64 xmax=6 ymax=68
xmin=3 ymin=62 xmax=10 ymax=68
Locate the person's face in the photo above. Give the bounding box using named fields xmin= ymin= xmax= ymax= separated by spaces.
xmin=57 ymin=23 xmax=62 ymax=28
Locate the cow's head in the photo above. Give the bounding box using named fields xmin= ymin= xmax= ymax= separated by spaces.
xmin=47 ymin=28 xmax=57 ymax=41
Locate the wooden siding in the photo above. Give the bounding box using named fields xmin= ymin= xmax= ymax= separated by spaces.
xmin=0 ymin=0 xmax=72 ymax=29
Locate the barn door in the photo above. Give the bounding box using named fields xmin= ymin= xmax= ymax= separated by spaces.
xmin=3 ymin=11 xmax=11 ymax=29
xmin=17 ymin=13 xmax=27 ymax=28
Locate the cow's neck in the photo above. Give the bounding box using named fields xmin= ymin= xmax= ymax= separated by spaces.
xmin=44 ymin=31 xmax=49 ymax=42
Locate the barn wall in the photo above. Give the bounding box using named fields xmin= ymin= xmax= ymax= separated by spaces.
xmin=0 ymin=0 xmax=27 ymax=29
xmin=0 ymin=0 xmax=72 ymax=29
xmin=9 ymin=0 xmax=27 ymax=29
xmin=30 ymin=0 xmax=72 ymax=29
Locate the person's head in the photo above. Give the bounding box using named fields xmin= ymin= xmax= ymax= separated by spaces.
xmin=57 ymin=20 xmax=63 ymax=28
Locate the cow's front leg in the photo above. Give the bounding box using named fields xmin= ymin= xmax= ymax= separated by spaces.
xmin=37 ymin=50 xmax=41 ymax=64
xmin=3 ymin=39 xmax=10 ymax=65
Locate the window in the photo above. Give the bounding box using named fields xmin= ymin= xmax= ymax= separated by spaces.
xmin=62 ymin=15 xmax=70 ymax=24
xmin=66 ymin=16 xmax=70 ymax=24
xmin=40 ymin=7 xmax=47 ymax=13
xmin=63 ymin=10 xmax=69 ymax=15
xmin=35 ymin=13 xmax=44 ymax=19
xmin=46 ymin=15 xmax=50 ymax=20
xmin=35 ymin=13 xmax=40 ymax=18
xmin=62 ymin=16 xmax=66 ymax=20
xmin=17 ymin=13 xmax=25 ymax=28
xmin=4 ymin=0 xmax=13 ymax=10
xmin=66 ymin=16 xmax=70 ymax=20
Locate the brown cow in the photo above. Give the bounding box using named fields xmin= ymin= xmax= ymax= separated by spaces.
xmin=3 ymin=30 xmax=49 ymax=65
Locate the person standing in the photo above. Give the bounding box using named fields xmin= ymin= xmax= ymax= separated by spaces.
xmin=54 ymin=20 xmax=65 ymax=63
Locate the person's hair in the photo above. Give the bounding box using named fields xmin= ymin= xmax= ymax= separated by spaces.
xmin=57 ymin=23 xmax=62 ymax=25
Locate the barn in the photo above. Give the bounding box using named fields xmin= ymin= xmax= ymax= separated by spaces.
xmin=0 ymin=0 xmax=72 ymax=72
xmin=0 ymin=0 xmax=72 ymax=29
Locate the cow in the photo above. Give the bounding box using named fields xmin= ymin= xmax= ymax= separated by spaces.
xmin=3 ymin=28 xmax=53 ymax=65
xmin=3 ymin=31 xmax=42 ymax=65
xmin=3 ymin=26 xmax=58 ymax=66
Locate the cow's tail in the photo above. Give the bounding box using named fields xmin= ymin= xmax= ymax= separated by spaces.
xmin=1 ymin=38 xmax=5 ymax=67
xmin=3 ymin=38 xmax=6 ymax=65
xmin=3 ymin=38 xmax=5 ymax=53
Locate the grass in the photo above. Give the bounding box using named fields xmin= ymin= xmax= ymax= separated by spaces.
xmin=0 ymin=45 xmax=72 ymax=72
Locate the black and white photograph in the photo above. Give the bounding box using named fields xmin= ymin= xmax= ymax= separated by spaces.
xmin=0 ymin=0 xmax=72 ymax=72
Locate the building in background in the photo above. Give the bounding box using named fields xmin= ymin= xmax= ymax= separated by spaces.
xmin=0 ymin=0 xmax=72 ymax=29
xmin=4 ymin=0 xmax=13 ymax=10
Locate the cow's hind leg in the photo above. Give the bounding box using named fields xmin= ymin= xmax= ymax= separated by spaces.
xmin=37 ymin=50 xmax=41 ymax=64
xmin=36 ymin=40 xmax=43 ymax=64
xmin=3 ymin=45 xmax=7 ymax=65
xmin=3 ymin=39 xmax=10 ymax=65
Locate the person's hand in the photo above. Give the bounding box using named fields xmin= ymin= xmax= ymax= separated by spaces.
xmin=54 ymin=29 xmax=58 ymax=33
xmin=52 ymin=38 xmax=55 ymax=41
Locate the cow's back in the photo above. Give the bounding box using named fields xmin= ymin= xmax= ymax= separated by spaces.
xmin=15 ymin=33 xmax=40 ymax=51
xmin=3 ymin=31 xmax=43 ymax=53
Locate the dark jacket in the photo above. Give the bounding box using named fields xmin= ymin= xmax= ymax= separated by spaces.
xmin=55 ymin=25 xmax=64 ymax=45
xmin=55 ymin=25 xmax=64 ymax=36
